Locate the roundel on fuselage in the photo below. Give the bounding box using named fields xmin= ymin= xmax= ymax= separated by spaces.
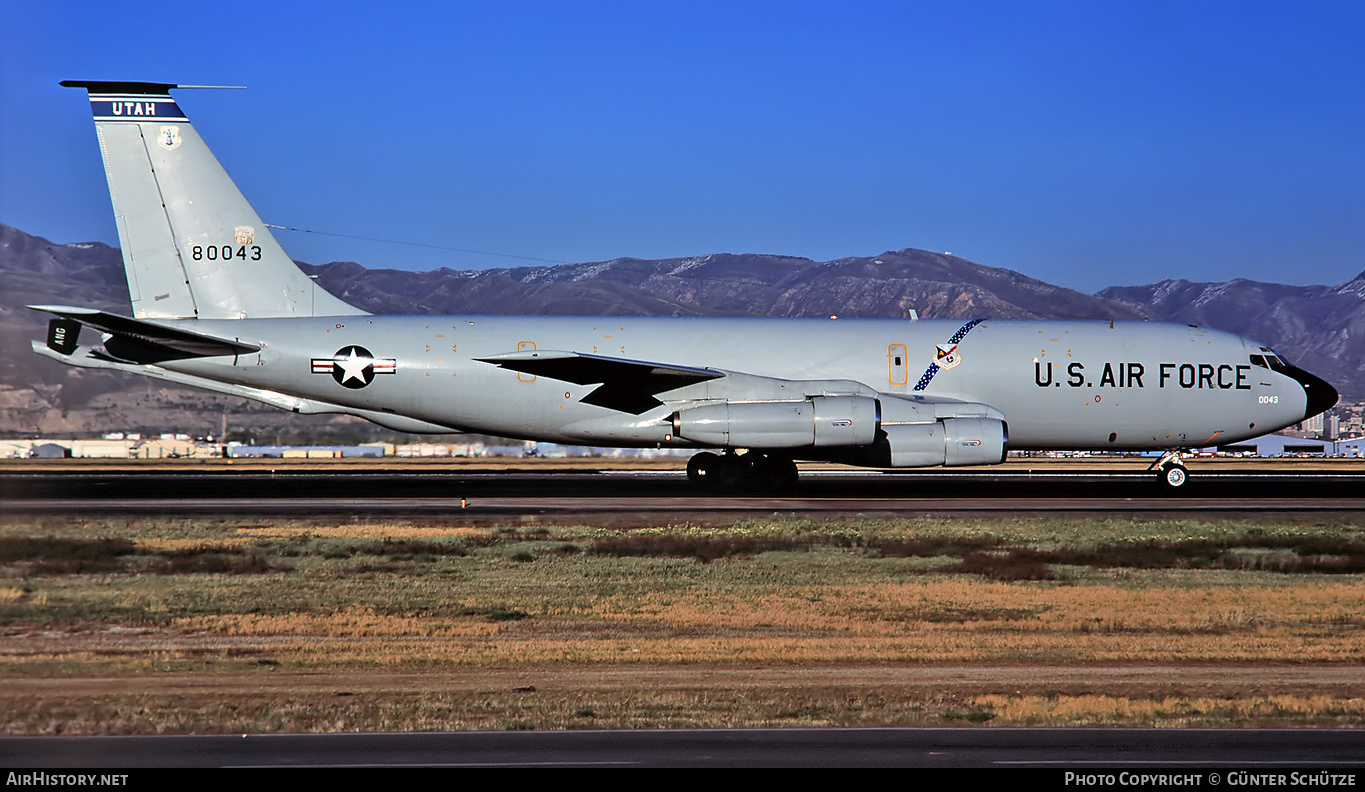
xmin=310 ymin=345 xmax=397 ymax=389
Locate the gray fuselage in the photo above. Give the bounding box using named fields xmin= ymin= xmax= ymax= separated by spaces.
xmin=163 ymin=315 xmax=1312 ymax=453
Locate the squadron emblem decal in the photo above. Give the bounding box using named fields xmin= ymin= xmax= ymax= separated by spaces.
xmin=934 ymin=342 xmax=962 ymax=370
xmin=312 ymin=346 xmax=396 ymax=389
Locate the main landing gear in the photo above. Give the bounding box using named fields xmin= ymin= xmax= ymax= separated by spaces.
xmin=686 ymin=451 xmax=799 ymax=491
xmin=1151 ymin=450 xmax=1189 ymax=489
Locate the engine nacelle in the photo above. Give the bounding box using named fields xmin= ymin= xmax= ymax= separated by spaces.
xmin=673 ymin=396 xmax=1006 ymax=466
xmin=882 ymin=417 xmax=1008 ymax=467
xmin=673 ymin=396 xmax=878 ymax=448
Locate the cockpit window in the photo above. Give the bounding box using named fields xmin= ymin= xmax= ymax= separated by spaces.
xmin=1251 ymin=349 xmax=1287 ymax=370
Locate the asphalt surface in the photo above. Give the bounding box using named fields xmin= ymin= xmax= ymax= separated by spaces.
xmin=4 ymin=727 xmax=1365 ymax=768
xmin=3 ymin=467 xmax=1365 ymax=515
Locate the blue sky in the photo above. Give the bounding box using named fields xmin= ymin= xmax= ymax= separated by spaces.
xmin=3 ymin=1 xmax=1362 ymax=294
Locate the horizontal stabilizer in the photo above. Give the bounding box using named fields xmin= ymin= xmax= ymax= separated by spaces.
xmin=59 ymin=81 xmax=245 ymax=94
xmin=32 ymin=340 xmax=459 ymax=434
xmin=476 ymin=350 xmax=723 ymax=414
xmin=29 ymin=305 xmax=259 ymax=358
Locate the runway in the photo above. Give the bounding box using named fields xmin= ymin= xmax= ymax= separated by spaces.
xmin=5 ymin=727 xmax=1365 ymax=767
xmin=3 ymin=466 xmax=1365 ymax=516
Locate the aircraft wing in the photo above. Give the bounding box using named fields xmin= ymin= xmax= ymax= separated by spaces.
xmin=29 ymin=305 xmax=260 ymax=359
xmin=476 ymin=349 xmax=1006 ymax=422
xmin=475 ymin=350 xmax=724 ymax=413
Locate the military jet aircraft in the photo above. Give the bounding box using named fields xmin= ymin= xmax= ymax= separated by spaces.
xmin=34 ymin=81 xmax=1338 ymax=489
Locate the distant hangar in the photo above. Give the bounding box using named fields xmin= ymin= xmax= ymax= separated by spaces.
xmin=1219 ymin=434 xmax=1365 ymax=457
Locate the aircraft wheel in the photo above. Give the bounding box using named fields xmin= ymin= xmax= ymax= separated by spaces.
xmin=1161 ymin=463 xmax=1188 ymax=489
xmin=686 ymin=452 xmax=722 ymax=487
xmin=716 ymin=454 xmax=751 ymax=490
xmin=752 ymin=454 xmax=799 ymax=491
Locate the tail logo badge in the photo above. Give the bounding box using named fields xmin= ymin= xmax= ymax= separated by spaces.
xmin=157 ymin=126 xmax=182 ymax=150
xmin=311 ymin=346 xmax=397 ymax=389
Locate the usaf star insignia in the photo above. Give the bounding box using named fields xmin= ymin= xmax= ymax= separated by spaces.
xmin=311 ymin=345 xmax=396 ymax=389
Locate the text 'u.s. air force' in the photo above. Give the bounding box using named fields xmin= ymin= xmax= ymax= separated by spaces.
xmin=1035 ymin=362 xmax=1252 ymax=390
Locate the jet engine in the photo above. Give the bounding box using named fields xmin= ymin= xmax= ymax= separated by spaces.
xmin=880 ymin=417 xmax=1008 ymax=467
xmin=672 ymin=396 xmax=878 ymax=448
xmin=671 ymin=396 xmax=1008 ymax=468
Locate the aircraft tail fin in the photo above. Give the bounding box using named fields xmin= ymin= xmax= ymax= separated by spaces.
xmin=62 ymin=81 xmax=365 ymax=320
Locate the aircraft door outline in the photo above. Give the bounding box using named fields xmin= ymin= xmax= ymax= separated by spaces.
xmin=888 ymin=343 xmax=908 ymax=389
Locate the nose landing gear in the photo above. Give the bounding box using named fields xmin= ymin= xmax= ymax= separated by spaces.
xmin=1151 ymin=450 xmax=1189 ymax=489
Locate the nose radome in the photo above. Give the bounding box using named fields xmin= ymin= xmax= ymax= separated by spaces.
xmin=1283 ymin=364 xmax=1339 ymax=420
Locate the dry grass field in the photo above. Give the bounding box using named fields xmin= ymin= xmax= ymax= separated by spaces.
xmin=2 ymin=509 xmax=1364 ymax=733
